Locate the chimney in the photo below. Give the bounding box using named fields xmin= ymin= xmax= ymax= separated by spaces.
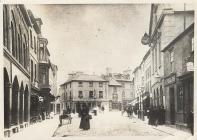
xmin=106 ymin=67 xmax=112 ymax=76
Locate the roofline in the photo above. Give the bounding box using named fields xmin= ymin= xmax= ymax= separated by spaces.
xmin=161 ymin=23 xmax=194 ymax=52
xmin=149 ymin=4 xmax=154 ymax=36
xmin=115 ymin=79 xmax=132 ymax=82
xmin=27 ymin=10 xmax=41 ymax=34
xmin=133 ymin=66 xmax=140 ymax=73
xmin=19 ymin=5 xmax=32 ymax=27
xmin=61 ymin=79 xmax=108 ymax=86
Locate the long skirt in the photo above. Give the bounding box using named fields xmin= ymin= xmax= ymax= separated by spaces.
xmin=79 ymin=116 xmax=90 ymax=130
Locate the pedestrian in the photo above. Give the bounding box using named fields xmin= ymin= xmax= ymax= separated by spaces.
xmin=187 ymin=110 xmax=194 ymax=135
xmin=79 ymin=104 xmax=91 ymax=130
xmin=101 ymin=106 xmax=105 ymax=113
xmin=154 ymin=107 xmax=159 ymax=127
xmin=66 ymin=106 xmax=71 ymax=114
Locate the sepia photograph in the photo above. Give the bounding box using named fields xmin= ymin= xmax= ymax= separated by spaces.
xmin=2 ymin=2 xmax=195 ymax=140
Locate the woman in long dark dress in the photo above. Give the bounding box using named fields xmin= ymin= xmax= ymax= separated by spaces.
xmin=79 ymin=104 xmax=90 ymax=130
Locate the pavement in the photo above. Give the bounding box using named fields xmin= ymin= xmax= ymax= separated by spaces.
xmin=7 ymin=115 xmax=59 ymax=140
xmin=53 ymin=111 xmax=194 ymax=139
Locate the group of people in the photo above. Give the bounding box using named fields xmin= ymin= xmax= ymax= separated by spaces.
xmin=148 ymin=106 xmax=165 ymax=126
xmin=122 ymin=106 xmax=133 ymax=117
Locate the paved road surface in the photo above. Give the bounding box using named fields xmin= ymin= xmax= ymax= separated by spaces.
xmin=53 ymin=111 xmax=175 ymax=137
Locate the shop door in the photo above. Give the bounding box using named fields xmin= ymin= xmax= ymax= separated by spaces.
xmin=170 ymin=87 xmax=175 ymax=124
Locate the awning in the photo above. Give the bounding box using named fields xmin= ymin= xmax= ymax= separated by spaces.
xmin=129 ymin=98 xmax=138 ymax=106
xmin=143 ymin=96 xmax=147 ymax=100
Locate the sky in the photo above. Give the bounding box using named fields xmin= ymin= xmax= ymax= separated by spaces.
xmin=26 ymin=4 xmax=151 ymax=86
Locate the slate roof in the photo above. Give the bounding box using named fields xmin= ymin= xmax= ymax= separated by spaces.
xmin=107 ymin=77 xmax=121 ymax=86
xmin=62 ymin=74 xmax=107 ymax=85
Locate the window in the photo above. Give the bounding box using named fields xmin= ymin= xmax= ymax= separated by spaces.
xmin=78 ymin=82 xmax=83 ymax=87
xmin=99 ymin=82 xmax=103 ymax=87
xmin=113 ymin=87 xmax=117 ymax=93
xmin=155 ymin=47 xmax=157 ymax=71
xmin=23 ymin=43 xmax=26 ymax=68
xmin=112 ymin=94 xmax=118 ymax=101
xmin=99 ymin=91 xmax=103 ymax=98
xmin=177 ymin=86 xmax=184 ymax=111
xmin=121 ymin=83 xmax=125 ymax=88
xmin=160 ymin=86 xmax=163 ymax=106
xmin=30 ymin=30 xmax=33 ymax=48
xmin=11 ymin=22 xmax=15 ymax=57
xmin=89 ymin=91 xmax=93 ymax=98
xmin=89 ymin=82 xmax=93 ymax=87
xmin=122 ymin=91 xmax=125 ymax=99
xmin=170 ymin=50 xmax=174 ymax=72
xmin=34 ymin=36 xmax=37 ymax=53
xmin=35 ymin=64 xmax=37 ymax=80
xmin=70 ymin=91 xmax=72 ymax=100
xmin=152 ymin=51 xmax=154 ymax=73
xmin=40 ymin=48 xmax=44 ymax=60
xmin=42 ymin=74 xmax=46 ymax=84
xmin=78 ymin=91 xmax=83 ymax=98
xmin=40 ymin=43 xmax=44 ymax=47
xmin=158 ymin=37 xmax=161 ymax=66
xmin=191 ymin=37 xmax=194 ymax=52
xmin=31 ymin=60 xmax=33 ymax=82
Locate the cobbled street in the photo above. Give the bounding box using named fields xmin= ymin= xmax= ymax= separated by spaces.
xmin=53 ymin=111 xmax=175 ymax=137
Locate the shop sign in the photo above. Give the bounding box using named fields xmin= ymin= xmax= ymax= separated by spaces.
xmin=39 ymin=96 xmax=44 ymax=102
xmin=165 ymin=74 xmax=176 ymax=86
xmin=186 ymin=62 xmax=194 ymax=72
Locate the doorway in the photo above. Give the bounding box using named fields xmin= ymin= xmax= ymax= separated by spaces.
xmin=169 ymin=87 xmax=175 ymax=124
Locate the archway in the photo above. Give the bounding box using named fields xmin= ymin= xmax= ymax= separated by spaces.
xmin=19 ymin=82 xmax=24 ymax=124
xmin=12 ymin=76 xmax=19 ymax=125
xmin=4 ymin=68 xmax=11 ymax=128
xmin=24 ymin=85 xmax=29 ymax=122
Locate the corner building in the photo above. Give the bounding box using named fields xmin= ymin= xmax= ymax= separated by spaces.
xmin=3 ymin=5 xmax=31 ymax=136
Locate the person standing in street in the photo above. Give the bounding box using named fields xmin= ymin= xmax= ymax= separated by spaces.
xmin=79 ymin=104 xmax=91 ymax=130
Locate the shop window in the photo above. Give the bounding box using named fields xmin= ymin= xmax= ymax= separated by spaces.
xmin=177 ymin=86 xmax=184 ymax=112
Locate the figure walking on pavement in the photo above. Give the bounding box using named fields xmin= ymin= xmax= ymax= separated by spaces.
xmin=79 ymin=104 xmax=91 ymax=130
